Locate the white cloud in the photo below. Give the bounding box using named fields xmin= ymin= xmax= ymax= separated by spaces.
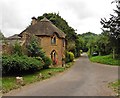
xmin=0 ymin=0 xmax=116 ymax=37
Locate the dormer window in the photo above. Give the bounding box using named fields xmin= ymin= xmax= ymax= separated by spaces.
xmin=51 ymin=36 xmax=56 ymax=45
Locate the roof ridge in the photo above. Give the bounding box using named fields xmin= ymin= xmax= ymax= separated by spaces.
xmin=41 ymin=17 xmax=50 ymax=22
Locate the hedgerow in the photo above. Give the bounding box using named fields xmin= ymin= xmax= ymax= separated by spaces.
xmin=2 ymin=55 xmax=44 ymax=75
xmin=65 ymin=51 xmax=74 ymax=63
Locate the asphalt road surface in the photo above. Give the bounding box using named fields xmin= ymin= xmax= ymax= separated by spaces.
xmin=4 ymin=53 xmax=119 ymax=96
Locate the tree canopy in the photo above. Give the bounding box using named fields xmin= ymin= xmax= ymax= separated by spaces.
xmin=37 ymin=13 xmax=77 ymax=42
xmin=100 ymin=1 xmax=120 ymax=59
xmin=37 ymin=13 xmax=80 ymax=57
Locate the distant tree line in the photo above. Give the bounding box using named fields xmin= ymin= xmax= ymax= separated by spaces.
xmin=37 ymin=12 xmax=120 ymax=60
xmin=78 ymin=32 xmax=112 ymax=57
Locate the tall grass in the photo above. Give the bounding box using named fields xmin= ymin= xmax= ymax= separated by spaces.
xmin=90 ymin=55 xmax=120 ymax=66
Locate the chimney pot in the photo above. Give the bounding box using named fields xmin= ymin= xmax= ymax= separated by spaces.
xmin=31 ymin=17 xmax=37 ymax=25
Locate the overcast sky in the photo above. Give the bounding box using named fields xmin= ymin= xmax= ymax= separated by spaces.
xmin=0 ymin=0 xmax=116 ymax=37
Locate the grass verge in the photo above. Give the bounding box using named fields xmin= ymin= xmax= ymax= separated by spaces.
xmin=2 ymin=62 xmax=73 ymax=93
xmin=108 ymin=80 xmax=120 ymax=96
xmin=90 ymin=55 xmax=120 ymax=66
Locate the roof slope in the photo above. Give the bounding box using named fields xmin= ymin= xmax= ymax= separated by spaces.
xmin=6 ymin=34 xmax=21 ymax=40
xmin=19 ymin=17 xmax=66 ymax=38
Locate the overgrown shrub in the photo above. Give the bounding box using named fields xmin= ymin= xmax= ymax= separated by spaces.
xmin=2 ymin=55 xmax=44 ymax=75
xmin=42 ymin=56 xmax=52 ymax=69
xmin=69 ymin=52 xmax=74 ymax=62
xmin=65 ymin=51 xmax=70 ymax=63
xmin=35 ymin=56 xmax=52 ymax=69
xmin=13 ymin=42 xmax=23 ymax=56
xmin=27 ymin=36 xmax=52 ymax=68
xmin=65 ymin=51 xmax=74 ymax=63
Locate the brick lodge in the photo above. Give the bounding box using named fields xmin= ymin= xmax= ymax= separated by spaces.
xmin=5 ymin=17 xmax=66 ymax=66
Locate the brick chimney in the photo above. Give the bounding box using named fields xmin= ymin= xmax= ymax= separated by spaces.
xmin=31 ymin=17 xmax=37 ymax=25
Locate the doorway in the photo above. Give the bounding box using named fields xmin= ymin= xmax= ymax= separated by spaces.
xmin=51 ymin=50 xmax=57 ymax=65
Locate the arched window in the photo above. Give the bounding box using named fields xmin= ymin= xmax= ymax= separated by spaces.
xmin=51 ymin=50 xmax=58 ymax=65
xmin=51 ymin=36 xmax=56 ymax=45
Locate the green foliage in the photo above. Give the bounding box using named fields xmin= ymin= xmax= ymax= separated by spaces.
xmin=67 ymin=41 xmax=76 ymax=51
xmin=80 ymin=50 xmax=83 ymax=56
xmin=74 ymin=36 xmax=84 ymax=57
xmin=90 ymin=55 xmax=120 ymax=66
xmin=65 ymin=51 xmax=74 ymax=63
xmin=2 ymin=67 xmax=65 ymax=93
xmin=27 ymin=36 xmax=45 ymax=58
xmin=78 ymin=32 xmax=98 ymax=52
xmin=78 ymin=32 xmax=112 ymax=57
xmin=86 ymin=35 xmax=97 ymax=55
xmin=42 ymin=56 xmax=52 ymax=69
xmin=2 ymin=61 xmax=74 ymax=93
xmin=13 ymin=42 xmax=23 ymax=56
xmin=2 ymin=55 xmax=44 ymax=75
xmin=37 ymin=13 xmax=80 ymax=57
xmin=69 ymin=52 xmax=75 ymax=62
xmin=100 ymin=2 xmax=120 ymax=59
xmin=96 ymin=33 xmax=111 ymax=56
xmin=65 ymin=51 xmax=70 ymax=63
xmin=27 ymin=36 xmax=52 ymax=68
xmin=38 ymin=13 xmax=77 ymax=42
xmin=108 ymin=80 xmax=120 ymax=96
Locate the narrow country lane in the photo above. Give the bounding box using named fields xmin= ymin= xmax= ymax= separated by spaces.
xmin=3 ymin=53 xmax=119 ymax=96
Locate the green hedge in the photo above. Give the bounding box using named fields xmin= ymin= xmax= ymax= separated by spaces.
xmin=2 ymin=55 xmax=44 ymax=75
xmin=65 ymin=51 xmax=74 ymax=63
xmin=35 ymin=56 xmax=52 ymax=69
xmin=43 ymin=56 xmax=52 ymax=69
xmin=90 ymin=55 xmax=120 ymax=66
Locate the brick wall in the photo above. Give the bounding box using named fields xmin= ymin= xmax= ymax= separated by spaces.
xmin=39 ymin=34 xmax=65 ymax=66
xmin=21 ymin=32 xmax=65 ymax=66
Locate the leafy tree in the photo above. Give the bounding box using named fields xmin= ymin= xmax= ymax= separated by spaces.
xmin=100 ymin=2 xmax=120 ymax=59
xmin=38 ymin=13 xmax=77 ymax=42
xmin=96 ymin=33 xmax=111 ymax=56
xmin=86 ymin=35 xmax=97 ymax=56
xmin=78 ymin=32 xmax=98 ymax=52
xmin=27 ymin=36 xmax=45 ymax=58
xmin=67 ymin=41 xmax=76 ymax=51
xmin=37 ymin=13 xmax=79 ymax=57
xmin=27 ymin=36 xmax=52 ymax=68
xmin=75 ymin=36 xmax=84 ymax=57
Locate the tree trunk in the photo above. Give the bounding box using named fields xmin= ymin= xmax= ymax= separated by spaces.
xmin=90 ymin=46 xmax=92 ymax=56
xmin=99 ymin=51 xmax=101 ymax=56
xmin=113 ymin=48 xmax=115 ymax=59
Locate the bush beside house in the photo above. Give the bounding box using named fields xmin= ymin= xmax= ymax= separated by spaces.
xmin=65 ymin=51 xmax=75 ymax=63
xmin=2 ymin=36 xmax=52 ymax=76
xmin=2 ymin=55 xmax=44 ymax=75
